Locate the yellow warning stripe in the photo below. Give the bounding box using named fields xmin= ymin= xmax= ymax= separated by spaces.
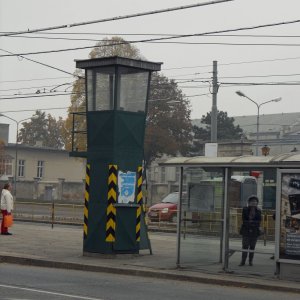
xmin=136 ymin=166 xmax=143 ymax=241
xmin=106 ymin=164 xmax=118 ymax=242
xmin=83 ymin=164 xmax=90 ymax=239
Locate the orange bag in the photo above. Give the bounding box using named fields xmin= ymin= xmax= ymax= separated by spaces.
xmin=4 ymin=214 xmax=13 ymax=227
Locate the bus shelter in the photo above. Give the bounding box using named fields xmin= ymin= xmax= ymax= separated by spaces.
xmin=160 ymin=152 xmax=300 ymax=281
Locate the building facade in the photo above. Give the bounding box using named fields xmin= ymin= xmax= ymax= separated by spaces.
xmin=0 ymin=143 xmax=85 ymax=202
xmin=148 ymin=112 xmax=300 ymax=204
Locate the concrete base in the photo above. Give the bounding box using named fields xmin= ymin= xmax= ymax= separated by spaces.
xmin=279 ymin=262 xmax=300 ymax=282
xmin=83 ymin=251 xmax=140 ymax=259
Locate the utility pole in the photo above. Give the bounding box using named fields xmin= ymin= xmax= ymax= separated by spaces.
xmin=211 ymin=60 xmax=218 ymax=142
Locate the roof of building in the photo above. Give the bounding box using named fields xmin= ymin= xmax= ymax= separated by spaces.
xmin=233 ymin=112 xmax=300 ymax=134
xmin=5 ymin=143 xmax=67 ymax=153
xmin=192 ymin=112 xmax=300 ymax=135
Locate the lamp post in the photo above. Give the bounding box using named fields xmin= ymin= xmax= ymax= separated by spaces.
xmin=0 ymin=114 xmax=33 ymax=199
xmin=235 ymin=91 xmax=281 ymax=156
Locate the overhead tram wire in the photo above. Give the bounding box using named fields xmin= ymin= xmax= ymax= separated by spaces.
xmin=0 ymin=107 xmax=70 ymax=114
xmin=7 ymin=33 xmax=300 ymax=43
xmin=1 ymin=18 xmax=300 ymax=58
xmin=163 ymin=55 xmax=300 ymax=71
xmin=0 ymin=82 xmax=74 ymax=93
xmin=3 ymin=59 xmax=300 ymax=89
xmin=172 ymin=72 xmax=300 ymax=81
xmin=146 ymin=41 xmax=300 ymax=46
xmin=0 ymin=1 xmax=233 ymax=37
xmin=218 ymin=73 xmax=300 ymax=79
xmin=0 ymin=87 xmax=76 ymax=97
xmin=5 ymin=32 xmax=300 ymax=39
xmin=0 ymin=92 xmax=84 ymax=101
xmin=0 ymin=88 xmax=210 ymax=101
xmin=5 ymin=77 xmax=300 ymax=95
xmin=219 ymin=81 xmax=300 ymax=86
xmin=3 ymin=72 xmax=299 ymax=92
xmin=0 ymin=76 xmax=73 ymax=84
xmin=0 ymin=48 xmax=83 ymax=79
xmin=3 ymin=72 xmax=300 ymax=94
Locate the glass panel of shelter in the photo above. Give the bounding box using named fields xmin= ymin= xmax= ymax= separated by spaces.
xmin=178 ymin=167 xmax=224 ymax=272
xmin=227 ymin=168 xmax=276 ymax=277
xmin=177 ymin=167 xmax=276 ymax=277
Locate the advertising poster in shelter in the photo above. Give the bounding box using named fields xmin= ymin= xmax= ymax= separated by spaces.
xmin=280 ymin=173 xmax=300 ymax=260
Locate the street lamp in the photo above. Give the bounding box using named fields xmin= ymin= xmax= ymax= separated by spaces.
xmin=0 ymin=114 xmax=34 ymax=199
xmin=235 ymin=91 xmax=282 ymax=156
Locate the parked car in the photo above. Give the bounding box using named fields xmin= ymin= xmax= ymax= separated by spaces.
xmin=148 ymin=192 xmax=180 ymax=223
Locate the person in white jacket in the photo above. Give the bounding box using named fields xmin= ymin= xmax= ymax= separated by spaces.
xmin=1 ymin=183 xmax=14 ymax=235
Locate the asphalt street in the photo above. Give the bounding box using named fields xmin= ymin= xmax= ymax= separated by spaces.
xmin=0 ymin=263 xmax=298 ymax=300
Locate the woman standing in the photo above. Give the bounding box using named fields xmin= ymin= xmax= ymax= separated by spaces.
xmin=239 ymin=195 xmax=262 ymax=266
xmin=1 ymin=183 xmax=14 ymax=235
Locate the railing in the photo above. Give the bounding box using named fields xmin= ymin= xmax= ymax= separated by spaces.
xmin=147 ymin=208 xmax=276 ymax=239
xmin=70 ymin=111 xmax=87 ymax=154
xmin=13 ymin=202 xmax=276 ymax=239
xmin=14 ymin=201 xmax=84 ymax=227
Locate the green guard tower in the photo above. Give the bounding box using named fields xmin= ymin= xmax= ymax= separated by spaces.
xmin=72 ymin=56 xmax=162 ymax=255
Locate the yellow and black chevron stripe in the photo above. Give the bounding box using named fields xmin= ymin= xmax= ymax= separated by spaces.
xmin=106 ymin=164 xmax=118 ymax=242
xmin=136 ymin=166 xmax=143 ymax=241
xmin=83 ymin=164 xmax=90 ymax=239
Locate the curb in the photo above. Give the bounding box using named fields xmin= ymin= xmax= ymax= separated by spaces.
xmin=1 ymin=255 xmax=300 ymax=294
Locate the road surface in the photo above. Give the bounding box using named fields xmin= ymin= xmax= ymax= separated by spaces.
xmin=0 ymin=264 xmax=297 ymax=300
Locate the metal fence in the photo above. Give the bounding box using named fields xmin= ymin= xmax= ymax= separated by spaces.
xmin=147 ymin=208 xmax=276 ymax=238
xmin=14 ymin=201 xmax=84 ymax=226
xmin=13 ymin=202 xmax=276 ymax=239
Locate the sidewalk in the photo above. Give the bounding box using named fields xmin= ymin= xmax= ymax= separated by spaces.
xmin=0 ymin=222 xmax=299 ymax=293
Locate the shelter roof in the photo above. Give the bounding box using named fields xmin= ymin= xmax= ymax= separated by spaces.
xmin=160 ymin=152 xmax=300 ymax=168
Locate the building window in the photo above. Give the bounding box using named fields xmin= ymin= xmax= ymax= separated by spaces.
xmin=18 ymin=160 xmax=25 ymax=177
xmin=37 ymin=160 xmax=44 ymax=178
xmin=161 ymin=167 xmax=166 ymax=183
xmin=154 ymin=167 xmax=159 ymax=182
xmin=0 ymin=158 xmax=12 ymax=176
xmin=175 ymin=167 xmax=180 ymax=182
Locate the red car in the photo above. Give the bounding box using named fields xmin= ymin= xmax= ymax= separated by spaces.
xmin=148 ymin=192 xmax=179 ymax=223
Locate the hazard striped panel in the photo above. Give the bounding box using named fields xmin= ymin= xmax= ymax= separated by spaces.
xmin=83 ymin=164 xmax=90 ymax=239
xmin=136 ymin=166 xmax=143 ymax=241
xmin=106 ymin=164 xmax=118 ymax=242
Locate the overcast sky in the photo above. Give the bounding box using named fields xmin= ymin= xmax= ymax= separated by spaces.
xmin=1 ymin=0 xmax=300 ymax=142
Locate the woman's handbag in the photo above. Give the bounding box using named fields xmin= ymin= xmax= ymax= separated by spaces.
xmin=4 ymin=214 xmax=13 ymax=227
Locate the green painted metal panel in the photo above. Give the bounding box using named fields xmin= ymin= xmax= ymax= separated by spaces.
xmin=114 ymin=205 xmax=139 ymax=253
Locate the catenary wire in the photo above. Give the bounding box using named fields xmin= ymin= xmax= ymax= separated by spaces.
xmin=0 ymin=1 xmax=233 ymax=37
xmin=1 ymin=18 xmax=300 ymax=57
xmin=0 ymin=107 xmax=70 ymax=114
xmin=0 ymin=76 xmax=74 ymax=83
xmin=146 ymin=41 xmax=300 ymax=46
xmin=0 ymin=48 xmax=82 ymax=78
xmin=6 ymin=32 xmax=300 ymax=39
xmin=6 ymin=33 xmax=300 ymax=43
xmin=1 ymin=55 xmax=300 ymax=83
xmin=0 ymin=82 xmax=73 ymax=92
xmin=219 ymin=81 xmax=300 ymax=86
xmin=163 ymin=55 xmax=300 ymax=70
xmin=0 ymin=92 xmax=84 ymax=101
xmin=4 ymin=72 xmax=300 ymax=95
